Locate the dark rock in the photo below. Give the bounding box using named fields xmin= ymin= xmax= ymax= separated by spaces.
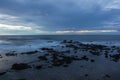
xmin=0 ymin=72 xmax=6 ymax=76
xmin=80 ymin=65 xmax=84 ymax=68
xmin=103 ymin=74 xmax=111 ymax=78
xmin=66 ymin=44 xmax=79 ymax=50
xmin=110 ymin=54 xmax=120 ymax=62
xmin=89 ymin=51 xmax=100 ymax=56
xmin=63 ymin=64 xmax=69 ymax=67
xmin=51 ymin=55 xmax=75 ymax=67
xmin=5 ymin=53 xmax=17 ymax=56
xmin=38 ymin=56 xmax=47 ymax=61
xmin=48 ymin=66 xmax=53 ymax=68
xmin=104 ymin=52 xmax=108 ymax=58
xmin=44 ymin=53 xmax=50 ymax=56
xmin=105 ymin=74 xmax=111 ymax=78
xmin=85 ymin=74 xmax=88 ymax=77
xmin=61 ymin=40 xmax=67 ymax=43
xmin=41 ymin=48 xmax=53 ymax=51
xmin=81 ymin=55 xmax=89 ymax=61
xmin=21 ymin=50 xmax=38 ymax=55
xmin=35 ymin=65 xmax=42 ymax=69
xmin=0 ymin=54 xmax=2 ymax=58
xmin=11 ymin=63 xmax=31 ymax=70
xmin=61 ymin=40 xmax=73 ymax=43
xmin=91 ymin=59 xmax=95 ymax=62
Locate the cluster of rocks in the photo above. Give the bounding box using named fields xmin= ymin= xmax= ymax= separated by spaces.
xmin=62 ymin=40 xmax=120 ymax=62
xmin=0 ymin=40 xmax=120 ymax=80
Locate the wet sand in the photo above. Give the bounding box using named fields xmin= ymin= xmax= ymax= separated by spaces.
xmin=0 ymin=40 xmax=120 ymax=80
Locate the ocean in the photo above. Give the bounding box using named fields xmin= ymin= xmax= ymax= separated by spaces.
xmin=0 ymin=35 xmax=120 ymax=45
xmin=0 ymin=35 xmax=120 ymax=41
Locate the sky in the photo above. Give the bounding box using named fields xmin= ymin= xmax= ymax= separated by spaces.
xmin=0 ymin=0 xmax=120 ymax=35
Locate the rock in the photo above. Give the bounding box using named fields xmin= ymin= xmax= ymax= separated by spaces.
xmin=38 ymin=56 xmax=48 ymax=61
xmin=85 ymin=74 xmax=88 ymax=77
xmin=11 ymin=63 xmax=31 ymax=70
xmin=104 ymin=52 xmax=108 ymax=58
xmin=5 ymin=53 xmax=17 ymax=56
xmin=21 ymin=50 xmax=38 ymax=55
xmin=80 ymin=65 xmax=84 ymax=68
xmin=0 ymin=72 xmax=6 ymax=76
xmin=81 ymin=55 xmax=89 ymax=61
xmin=105 ymin=74 xmax=111 ymax=78
xmin=48 ymin=66 xmax=53 ymax=68
xmin=0 ymin=54 xmax=2 ymax=58
xmin=61 ymin=40 xmax=67 ymax=43
xmin=103 ymin=74 xmax=111 ymax=78
xmin=110 ymin=54 xmax=120 ymax=62
xmin=41 ymin=48 xmax=53 ymax=51
xmin=63 ymin=64 xmax=69 ymax=67
xmin=91 ymin=59 xmax=95 ymax=62
xmin=89 ymin=51 xmax=100 ymax=56
xmin=35 ymin=65 xmax=43 ymax=69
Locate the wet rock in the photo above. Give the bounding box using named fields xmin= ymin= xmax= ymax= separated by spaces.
xmin=80 ymin=65 xmax=84 ymax=68
xmin=41 ymin=48 xmax=54 ymax=51
xmin=51 ymin=55 xmax=76 ymax=67
xmin=11 ymin=63 xmax=31 ymax=70
xmin=89 ymin=51 xmax=100 ymax=56
xmin=105 ymin=74 xmax=111 ymax=78
xmin=104 ymin=52 xmax=108 ymax=58
xmin=63 ymin=56 xmax=73 ymax=64
xmin=61 ymin=40 xmax=73 ymax=43
xmin=21 ymin=50 xmax=38 ymax=55
xmin=71 ymin=56 xmax=81 ymax=60
xmin=81 ymin=55 xmax=89 ymax=61
xmin=66 ymin=44 xmax=79 ymax=50
xmin=91 ymin=59 xmax=95 ymax=62
xmin=61 ymin=40 xmax=67 ymax=43
xmin=0 ymin=54 xmax=2 ymax=58
xmin=111 ymin=46 xmax=116 ymax=49
xmin=5 ymin=53 xmax=17 ymax=56
xmin=74 ymin=50 xmax=77 ymax=53
xmin=110 ymin=54 xmax=120 ymax=62
xmin=85 ymin=74 xmax=88 ymax=77
xmin=0 ymin=72 xmax=6 ymax=76
xmin=38 ymin=56 xmax=48 ymax=61
xmin=35 ymin=65 xmax=43 ymax=69
xmin=61 ymin=46 xmax=65 ymax=48
xmin=63 ymin=64 xmax=69 ymax=67
xmin=67 ymin=40 xmax=73 ymax=43
xmin=48 ymin=66 xmax=53 ymax=68
xmin=44 ymin=53 xmax=50 ymax=56
xmin=103 ymin=74 xmax=111 ymax=78
xmin=61 ymin=50 xmax=70 ymax=54
xmin=117 ymin=48 xmax=120 ymax=54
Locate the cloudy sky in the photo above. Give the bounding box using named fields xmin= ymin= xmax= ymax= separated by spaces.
xmin=0 ymin=0 xmax=120 ymax=35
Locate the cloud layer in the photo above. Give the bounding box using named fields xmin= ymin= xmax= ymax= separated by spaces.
xmin=0 ymin=0 xmax=120 ymax=35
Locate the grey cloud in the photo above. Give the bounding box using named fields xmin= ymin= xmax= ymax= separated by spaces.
xmin=0 ymin=0 xmax=120 ymax=32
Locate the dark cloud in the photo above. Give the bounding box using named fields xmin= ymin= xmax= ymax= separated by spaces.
xmin=0 ymin=0 xmax=120 ymax=32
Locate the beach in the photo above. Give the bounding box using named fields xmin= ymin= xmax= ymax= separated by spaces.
xmin=0 ymin=35 xmax=120 ymax=80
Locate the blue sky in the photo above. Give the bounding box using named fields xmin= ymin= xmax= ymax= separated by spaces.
xmin=0 ymin=0 xmax=120 ymax=35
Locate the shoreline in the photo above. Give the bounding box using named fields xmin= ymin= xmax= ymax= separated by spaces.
xmin=0 ymin=40 xmax=120 ymax=80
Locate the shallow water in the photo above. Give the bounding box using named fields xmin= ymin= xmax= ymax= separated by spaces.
xmin=0 ymin=35 xmax=120 ymax=80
